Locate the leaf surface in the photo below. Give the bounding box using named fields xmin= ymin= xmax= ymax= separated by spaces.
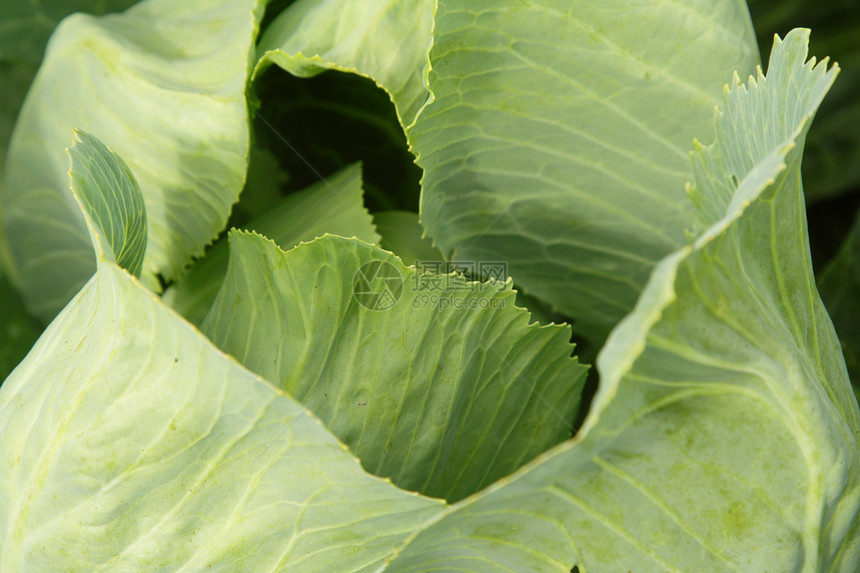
xmin=0 ymin=261 xmax=445 ymax=571
xmin=202 ymin=232 xmax=587 ymax=501
xmin=413 ymin=0 xmax=759 ymax=342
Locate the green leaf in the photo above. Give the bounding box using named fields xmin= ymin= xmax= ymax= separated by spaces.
xmin=202 ymin=232 xmax=588 ymax=501
xmin=382 ymin=29 xmax=860 ymax=572
xmin=1 ymin=0 xmax=265 ymax=321
xmin=162 ymin=162 xmax=379 ymax=325
xmin=819 ymin=213 xmax=860 ymax=400
xmin=257 ymin=0 xmax=760 ymax=344
xmin=0 ymin=261 xmax=445 ymax=571
xmin=68 ymin=129 xmax=147 ymax=277
xmin=255 ymin=0 xmax=434 ymax=127
xmin=373 ymin=210 xmax=442 ymax=267
xmin=0 ymin=0 xmax=139 ymax=64
xmin=412 ymin=0 xmax=759 ymax=343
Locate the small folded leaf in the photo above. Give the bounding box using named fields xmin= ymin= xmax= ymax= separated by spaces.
xmin=68 ymin=130 xmax=147 ymax=277
xmin=203 ymin=232 xmax=588 ymax=501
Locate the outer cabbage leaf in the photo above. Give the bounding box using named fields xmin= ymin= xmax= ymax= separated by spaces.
xmin=819 ymin=214 xmax=860 ymax=399
xmin=0 ymin=261 xmax=445 ymax=571
xmin=255 ymin=0 xmax=759 ymax=344
xmin=163 ymin=162 xmax=379 ymax=325
xmin=255 ymin=0 xmax=434 ymax=127
xmin=1 ymin=0 xmax=265 ymax=321
xmin=202 ymin=232 xmax=587 ymax=501
xmin=381 ymin=29 xmax=860 ymax=573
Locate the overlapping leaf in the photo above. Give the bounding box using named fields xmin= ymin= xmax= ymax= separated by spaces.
xmin=256 ymin=0 xmax=760 ymax=345
xmin=0 ymin=128 xmax=445 ymax=571
xmin=1 ymin=3 xmax=857 ymax=571
xmin=1 ymin=0 xmax=265 ymax=321
xmin=381 ymin=29 xmax=860 ymax=573
xmin=203 ymin=231 xmax=587 ymax=501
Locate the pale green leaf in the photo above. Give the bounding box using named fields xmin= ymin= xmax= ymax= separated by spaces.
xmin=68 ymin=129 xmax=147 ymax=277
xmin=0 ymin=261 xmax=445 ymax=571
xmin=373 ymin=210 xmax=442 ymax=267
xmin=382 ymin=29 xmax=860 ymax=573
xmin=255 ymin=0 xmax=434 ymax=127
xmin=202 ymin=232 xmax=587 ymax=501
xmin=162 ymin=162 xmax=379 ymax=325
xmin=1 ymin=0 xmax=265 ymax=321
xmin=412 ymin=0 xmax=759 ymax=343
